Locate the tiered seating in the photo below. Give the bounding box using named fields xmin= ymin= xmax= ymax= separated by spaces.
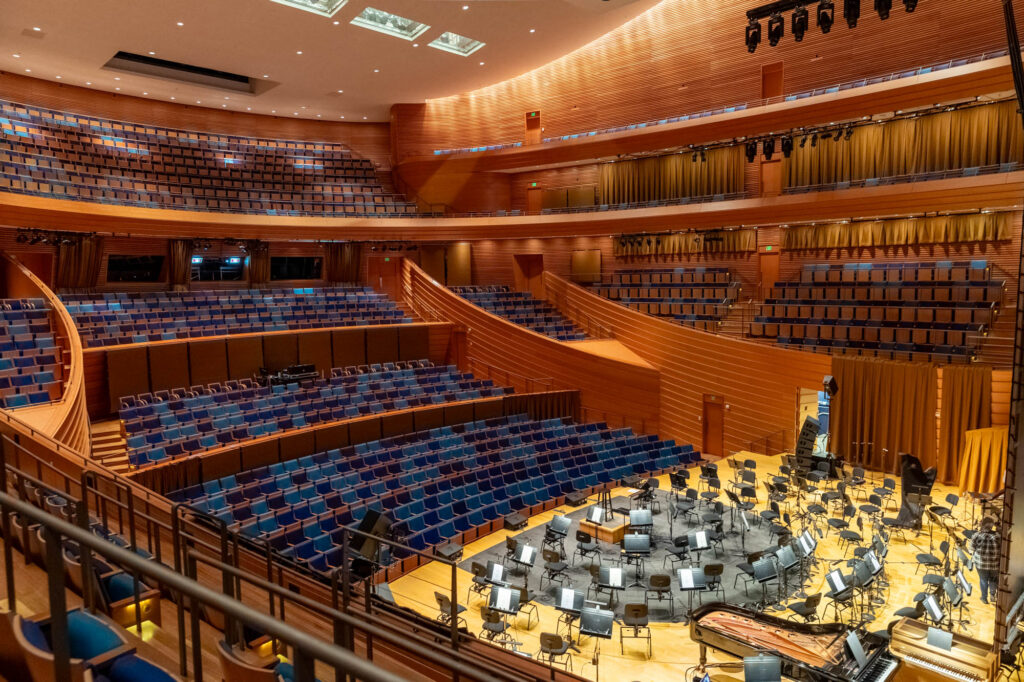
xmin=169 ymin=414 xmax=698 ymax=573
xmin=119 ymin=360 xmax=511 ymax=469
xmin=62 ymin=286 xmax=411 ymax=348
xmin=0 ymin=298 xmax=61 ymax=408
xmin=586 ymin=268 xmax=739 ymax=331
xmin=0 ymin=99 xmax=418 ymax=216
xmin=749 ymin=261 xmax=1004 ymax=361
xmin=451 ymin=286 xmax=587 ymax=341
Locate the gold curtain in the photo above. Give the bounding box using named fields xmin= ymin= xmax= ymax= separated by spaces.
xmin=781 ymin=212 xmax=1011 ymax=250
xmin=599 ymin=146 xmax=744 ymax=204
xmin=783 ymin=101 xmax=1024 ymax=187
xmin=613 ymin=228 xmax=756 ymax=257
xmin=937 ymin=365 xmax=991 ymax=486
xmin=54 ymin=235 xmax=103 ymax=291
xmin=957 ymin=426 xmax=1007 ymax=494
xmin=502 ymin=390 xmax=581 ymax=421
xmin=323 ymin=243 xmax=362 ymax=282
xmin=247 ymin=241 xmax=270 ymax=286
xmin=167 ymin=239 xmax=193 ymax=290
xmin=830 ymin=356 xmax=937 ymax=474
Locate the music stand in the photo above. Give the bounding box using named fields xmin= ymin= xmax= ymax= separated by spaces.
xmin=677 ymin=567 xmax=706 ymax=624
xmin=488 ymin=584 xmax=522 ymax=643
xmin=511 ymin=543 xmax=538 ymax=585
xmin=927 ymin=626 xmax=954 ymax=651
xmin=554 ymin=587 xmax=585 ymax=641
xmin=753 ymin=557 xmax=779 ymax=609
xmin=744 ymin=654 xmax=782 ymax=682
xmin=629 ymin=509 xmax=653 ymax=535
xmin=923 ymin=593 xmax=945 ymax=627
xmin=956 ymin=569 xmax=973 ymax=597
xmin=586 ymin=505 xmax=605 ymax=526
xmin=579 ymin=606 xmax=615 ymax=679
xmin=486 ymin=560 xmax=508 ymax=586
xmin=794 ymin=531 xmax=816 ymax=598
xmin=622 ymin=533 xmax=651 ymax=587
xmin=596 ymin=566 xmax=626 ymax=608
xmin=775 ymin=545 xmax=798 ymax=606
xmin=687 ymin=530 xmax=711 ymax=562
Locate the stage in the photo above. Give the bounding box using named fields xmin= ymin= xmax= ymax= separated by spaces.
xmin=385 ymin=452 xmax=997 ymax=681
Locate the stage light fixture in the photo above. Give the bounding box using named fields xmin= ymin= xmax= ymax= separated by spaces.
xmin=792 ymin=5 xmax=809 ymax=41
xmin=811 ymin=133 xmax=818 ymax=146
xmin=700 ymin=149 xmax=707 ymax=162
xmin=763 ymin=137 xmax=776 ymax=160
xmin=844 ymin=127 xmax=854 ymax=140
xmin=844 ymin=0 xmax=860 ymax=27
xmin=746 ymin=17 xmax=762 ymax=52
xmin=833 ymin=129 xmax=842 ymax=141
xmin=767 ymin=12 xmax=784 ymax=46
xmin=874 ymin=0 xmax=891 ymax=19
xmin=781 ymin=136 xmax=793 ymax=157
xmin=745 ymin=140 xmax=758 ymax=163
xmin=817 ymin=0 xmax=835 ymax=32
xmin=799 ymin=135 xmax=808 ymax=148
xmin=692 ymin=151 xmax=698 ymax=162
xmin=903 ymin=0 xmax=917 ymax=10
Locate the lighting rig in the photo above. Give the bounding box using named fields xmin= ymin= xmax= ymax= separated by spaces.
xmin=14 ymin=229 xmax=93 ymax=246
xmin=746 ymin=0 xmax=919 ymax=52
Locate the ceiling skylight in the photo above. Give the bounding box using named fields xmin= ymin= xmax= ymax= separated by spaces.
xmin=428 ymin=31 xmax=485 ymax=57
xmin=269 ymin=0 xmax=348 ymax=18
xmin=351 ymin=7 xmax=430 ymax=40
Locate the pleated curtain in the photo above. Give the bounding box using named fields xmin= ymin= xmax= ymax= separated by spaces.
xmin=599 ymin=146 xmax=744 ymax=204
xmin=781 ymin=212 xmax=1012 ymax=250
xmin=246 ymin=241 xmax=270 ymax=286
xmin=957 ymin=427 xmax=1008 ymax=494
xmin=54 ymin=235 xmax=103 ymax=291
xmin=937 ymin=365 xmax=992 ymax=486
xmin=167 ymin=239 xmax=193 ymax=290
xmin=613 ymin=228 xmax=756 ymax=257
xmin=323 ymin=243 xmax=362 ymax=283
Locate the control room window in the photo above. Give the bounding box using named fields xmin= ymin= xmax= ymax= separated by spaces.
xmin=191 ymin=255 xmax=244 ymax=281
xmin=270 ymin=257 xmax=322 ymax=280
xmin=106 ymin=255 xmax=165 ymax=283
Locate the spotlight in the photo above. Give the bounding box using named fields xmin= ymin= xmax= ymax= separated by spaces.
xmin=811 ymin=133 xmax=818 ymax=147
xmin=763 ymin=137 xmax=776 ymax=160
xmin=903 ymin=0 xmax=917 ymax=10
xmin=833 ymin=129 xmax=842 ymax=141
xmin=745 ymin=140 xmax=758 ymax=163
xmin=799 ymin=135 xmax=808 ymax=148
xmin=792 ymin=5 xmax=809 ymax=41
xmin=844 ymin=127 xmax=854 ymax=140
xmin=844 ymin=0 xmax=860 ymax=27
xmin=875 ymin=0 xmax=891 ymax=19
xmin=700 ymin=149 xmax=707 ymax=162
xmin=767 ymin=12 xmax=784 ymax=46
xmin=817 ymin=0 xmax=835 ymax=32
xmin=692 ymin=151 xmax=698 ymax=162
xmin=745 ymin=17 xmax=762 ymax=53
xmin=15 ymin=232 xmax=27 ymax=243
xmin=781 ymin=136 xmax=793 ymax=157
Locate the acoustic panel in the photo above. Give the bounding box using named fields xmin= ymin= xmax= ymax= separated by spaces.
xmin=107 ymin=346 xmax=150 ymax=413
xmin=314 ymin=423 xmax=349 ymax=452
xmin=473 ymin=398 xmax=504 ymax=421
xmin=398 ymin=325 xmax=429 ymax=362
xmin=188 ymin=340 xmax=229 ymax=387
xmin=240 ymin=440 xmax=280 ymax=470
xmin=413 ymin=406 xmax=445 ymax=432
xmin=365 ymin=327 xmax=399 ymax=365
xmin=202 ymin=448 xmax=242 ymax=483
xmin=280 ymin=430 xmax=316 ymax=462
xmin=381 ymin=411 xmax=414 ymax=438
xmin=263 ymin=334 xmax=298 ymax=372
xmin=298 ymin=331 xmax=333 ymax=374
xmin=443 ymin=402 xmax=474 ymax=426
xmin=227 ymin=337 xmax=264 ymax=380
xmin=148 ymin=343 xmax=190 ymax=393
xmin=332 ymin=328 xmax=367 ymax=369
xmin=349 ymin=417 xmax=382 ymax=445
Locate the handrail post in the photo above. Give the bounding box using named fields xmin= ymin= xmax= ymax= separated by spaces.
xmin=76 ymin=473 xmax=95 ymax=613
xmin=170 ymin=505 xmax=189 ymax=678
xmin=450 ymin=561 xmax=459 ymax=649
xmin=185 ymin=550 xmax=204 ymax=680
xmin=43 ymin=525 xmax=71 ymax=682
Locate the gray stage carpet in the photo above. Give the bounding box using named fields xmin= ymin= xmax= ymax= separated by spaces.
xmin=460 ymin=493 xmax=814 ymax=623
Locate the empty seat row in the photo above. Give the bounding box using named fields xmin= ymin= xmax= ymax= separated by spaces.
xmin=452 ymin=286 xmax=588 ymax=342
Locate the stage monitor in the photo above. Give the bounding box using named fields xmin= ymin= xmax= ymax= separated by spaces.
xmin=845 ymin=631 xmax=868 ymax=670
xmin=599 ymin=566 xmax=624 ymax=589
xmin=488 ymin=585 xmax=520 ymax=615
xmin=623 ymin=534 xmax=651 ymax=554
xmin=923 ymin=594 xmax=944 ymax=623
xmin=677 ymin=567 xmax=706 ymax=590
xmin=744 ymin=654 xmax=782 ymax=682
xmin=688 ymin=530 xmax=710 ymax=551
xmin=753 ymin=557 xmax=777 ymax=583
xmin=548 ymin=515 xmax=571 ymax=537
xmin=927 ymin=626 xmax=954 ymax=652
xmin=826 ymin=569 xmax=847 ymax=594
xmin=777 ymin=545 xmax=798 ymax=570
xmin=513 ymin=543 xmax=537 ymax=566
xmin=580 ymin=606 xmax=614 ymax=639
xmin=957 ymin=569 xmax=973 ymax=596
xmin=630 ymin=509 xmax=653 ymax=527
xmin=556 ymin=588 xmax=584 ymax=614
xmin=485 ymin=560 xmax=506 ymax=584
xmin=586 ymin=506 xmax=604 ymax=525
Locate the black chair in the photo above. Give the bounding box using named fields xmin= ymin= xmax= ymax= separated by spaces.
xmin=645 ymin=573 xmax=674 ymax=617
xmin=674 ymin=489 xmax=699 ymax=524
xmin=827 ymin=504 xmax=856 ymax=536
xmin=787 ymin=593 xmax=822 ymax=622
xmin=733 ymin=551 xmax=765 ymax=596
xmin=467 ymin=561 xmax=489 ymax=603
xmin=929 ymin=493 xmax=959 ymax=519
xmin=537 ymin=632 xmax=573 ymax=671
xmin=894 ymin=595 xmax=926 ymax=620
xmin=434 ymin=591 xmax=467 ymax=629
xmin=480 ymin=605 xmax=511 ymax=644
xmin=619 ymin=603 xmax=652 ymax=658
xmin=916 ymin=540 xmax=948 ymax=574
xmin=701 ymin=564 xmax=725 ymax=603
xmin=572 ymin=530 xmax=601 ymax=567
xmin=838 ymin=516 xmax=864 ymax=554
xmin=700 ymin=477 xmax=721 ymax=507
xmin=540 ymin=549 xmax=570 ymax=590
xmin=874 ymin=478 xmax=897 ymax=511
xmin=824 ymin=582 xmax=856 ymax=622
xmin=702 ymin=501 xmax=725 ymax=526
xmin=859 ymin=494 xmax=883 ymax=519
xmin=759 ymin=501 xmax=781 ymax=526
xmin=517 ymin=585 xmax=539 ymax=629
xmin=663 ymin=535 xmax=689 ymax=571
xmin=504 ymin=537 xmax=518 ymax=564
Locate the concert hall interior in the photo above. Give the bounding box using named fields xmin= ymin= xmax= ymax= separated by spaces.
xmin=2 ymin=0 xmax=1024 ymax=681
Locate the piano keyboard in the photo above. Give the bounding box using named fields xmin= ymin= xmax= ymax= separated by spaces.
xmin=858 ymin=655 xmax=897 ymax=682
xmin=902 ymin=654 xmax=985 ymax=682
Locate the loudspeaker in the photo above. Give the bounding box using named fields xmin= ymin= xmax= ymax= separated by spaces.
xmin=795 ymin=416 xmax=821 ymax=460
xmin=504 ymin=513 xmax=527 ymax=531
xmin=822 ymin=375 xmax=838 ymax=397
xmin=566 ymin=492 xmax=588 ymax=507
xmin=352 ymin=508 xmax=392 ymax=560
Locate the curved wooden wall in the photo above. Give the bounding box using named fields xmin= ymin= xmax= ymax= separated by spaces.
xmin=400 ymin=259 xmax=661 ymax=435
xmin=2 ymin=171 xmax=1021 ymax=242
xmin=542 ymin=270 xmax=832 ymax=453
xmin=1 ymin=253 xmax=91 ymax=457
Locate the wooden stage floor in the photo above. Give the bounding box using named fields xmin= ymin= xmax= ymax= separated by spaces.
xmin=387 ymin=452 xmax=997 ymax=681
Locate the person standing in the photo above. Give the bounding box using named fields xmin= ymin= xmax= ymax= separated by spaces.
xmin=969 ymin=516 xmax=1001 ymax=605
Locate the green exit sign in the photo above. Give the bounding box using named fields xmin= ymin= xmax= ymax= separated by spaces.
xmin=765 ymin=245 xmax=773 ymax=251
xmin=529 ymin=111 xmax=538 ymax=117
xmin=530 ymin=182 xmax=538 ymax=187
xmin=384 ymin=257 xmax=390 ymax=262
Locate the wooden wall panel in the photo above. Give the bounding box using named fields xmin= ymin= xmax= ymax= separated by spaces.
xmin=398 ymin=326 xmax=430 ymax=362
xmin=297 ymin=331 xmax=333 ymax=374
xmin=188 ymin=340 xmax=229 ymax=387
xmin=262 ymin=334 xmax=298 ymax=372
xmin=332 ymin=329 xmax=368 ymax=368
xmin=365 ymin=327 xmax=399 ymax=365
xmin=993 ymin=369 xmax=1012 ymax=427
xmin=107 ymin=347 xmax=149 ymax=413
xmin=381 ymin=411 xmax=415 ymax=438
xmin=227 ymin=337 xmax=264 ymax=380
xmin=148 ymin=344 xmax=190 ymax=392
xmin=446 ymin=243 xmax=472 ymax=286
xmin=400 ymin=0 xmax=1022 ymax=154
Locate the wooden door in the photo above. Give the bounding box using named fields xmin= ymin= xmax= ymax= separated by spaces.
xmin=366 ymin=255 xmax=402 ymax=300
xmin=702 ymin=394 xmax=725 ymax=458
xmin=526 ymin=187 xmax=543 ymax=213
xmin=512 ymin=254 xmax=545 ymax=298
xmin=759 ymin=252 xmax=780 ymax=300
xmin=761 ymin=62 xmax=784 ymax=99
xmin=525 ymin=111 xmax=542 ymax=145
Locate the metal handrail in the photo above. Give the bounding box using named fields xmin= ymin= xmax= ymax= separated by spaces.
xmin=0 ymin=491 xmax=406 ymax=682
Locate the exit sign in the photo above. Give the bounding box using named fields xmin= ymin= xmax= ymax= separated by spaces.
xmin=766 ymin=245 xmax=773 ymax=251
xmin=384 ymin=257 xmax=390 ymax=262
xmin=530 ymin=182 xmax=538 ymax=187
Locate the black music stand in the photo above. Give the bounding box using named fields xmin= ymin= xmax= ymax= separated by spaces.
xmin=596 ymin=566 xmax=626 ymax=608
xmin=776 ymin=544 xmax=798 ymax=606
xmin=621 ymin=534 xmax=651 ymax=588
xmin=753 ymin=557 xmax=779 ymax=609
xmin=485 ymin=560 xmax=508 ymax=587
xmin=579 ymin=606 xmax=615 ymax=682
xmin=677 ymin=567 xmax=706 ymax=624
xmin=687 ymin=529 xmax=711 ymax=562
xmin=511 ymin=543 xmax=538 ymax=585
xmin=586 ymin=505 xmax=605 ymax=526
xmin=488 ymin=584 xmax=522 ymax=644
xmin=554 ymin=587 xmax=586 ymax=641
xmin=794 ymin=530 xmax=817 ymax=598
xmin=629 ymin=509 xmax=653 ymax=535
xmin=922 ymin=593 xmax=946 ymax=628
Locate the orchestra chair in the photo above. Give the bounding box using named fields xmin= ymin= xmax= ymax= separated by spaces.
xmin=572 ymin=530 xmax=601 ymax=567
xmin=916 ymin=540 xmax=948 ymax=574
xmin=645 ymin=573 xmax=674 ymax=617
xmin=700 ymin=477 xmax=722 ymax=508
xmin=768 ymin=512 xmax=792 ymax=545
xmin=702 ymin=501 xmax=725 ymax=526
xmin=874 ymin=478 xmax=897 ymax=512
xmin=673 ymin=489 xmax=700 ymax=524
xmin=859 ymin=494 xmax=884 ymax=521
xmin=619 ymin=603 xmax=652 ymax=658
xmin=539 ymin=549 xmax=570 ymax=591
xmin=646 ymin=478 xmax=662 ymax=514
xmin=542 ymin=527 xmax=567 ymax=559
xmin=467 ymin=562 xmax=489 ymax=603
xmin=849 ymin=467 xmax=867 ymax=496
xmin=893 ymin=595 xmax=926 ymax=620
xmin=726 ymin=459 xmax=742 ymax=485
xmin=537 ymin=632 xmax=574 ymax=672
xmin=699 ymin=463 xmax=718 ymax=492
xmin=929 ymin=493 xmax=960 ymax=519
xmin=669 ymin=470 xmax=689 ymax=493
xmin=759 ymin=501 xmax=781 ymax=527
xmin=787 ymin=593 xmax=822 ymax=622
xmin=880 ymin=515 xmax=908 ymax=543
xmin=838 ymin=516 xmax=864 ymax=554
xmin=733 ymin=551 xmax=766 ymax=596
xmin=479 ymin=606 xmax=512 ymax=645
xmin=824 ymin=582 xmax=856 ymax=622
xmin=503 ymin=537 xmax=518 ymax=564
xmin=517 ymin=585 xmax=539 ymax=630
xmin=701 ymin=564 xmax=726 ymax=603
xmin=587 ymin=564 xmax=613 ymax=607
xmin=737 ymin=486 xmax=758 ymax=515
xmin=663 ymin=536 xmax=689 ymax=571
xmin=827 ymin=504 xmax=856 ymax=537
xmin=434 ymin=592 xmax=467 ymax=630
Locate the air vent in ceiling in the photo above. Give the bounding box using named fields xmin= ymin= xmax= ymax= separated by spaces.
xmin=103 ymin=52 xmax=255 ymax=93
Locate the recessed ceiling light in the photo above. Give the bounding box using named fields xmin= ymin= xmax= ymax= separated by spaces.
xmin=272 ymin=109 xmax=276 ymax=113
xmin=462 ymin=5 xmax=468 ymax=9
xmin=340 ymin=115 xmax=345 ymax=119
xmin=55 ymin=75 xmax=61 ymax=79
xmin=362 ymin=116 xmax=367 ymax=120
xmin=293 ymin=112 xmax=298 ymax=115
xmin=32 ymin=27 xmax=41 ymax=31
xmin=115 ymin=87 xmax=120 ymax=91
xmin=222 ymin=104 xmax=227 ymax=107
xmin=246 ymin=106 xmax=251 ymax=110
xmin=224 ymin=96 xmax=230 ymax=99
xmin=333 ymin=20 xmax=339 ymax=24
xmin=529 ymin=28 xmax=535 ymax=33
xmin=114 ymin=77 xmax=120 ymax=80
xmin=12 ymin=54 xmax=20 ymax=58
xmin=196 ymin=100 xmax=201 ymax=104
xmin=176 ymin=21 xmax=184 ymax=26
xmin=412 ymin=43 xmax=418 ymax=47
xmin=316 ymin=114 xmax=321 ymax=117
xmin=142 ymin=91 xmax=148 ymax=95
xmin=24 ymin=69 xmax=30 ymax=72
xmin=263 ymin=74 xmax=269 ymax=78
xmin=85 ymin=81 xmax=91 ymax=85
xmin=479 ymin=61 xmax=484 ymax=65
xmin=373 ymin=68 xmax=379 ymax=73
xmin=170 ymin=96 xmax=175 ymax=100
xmin=148 ymin=51 xmax=155 ymax=55
xmin=337 ymin=89 xmax=343 ymax=93
xmin=296 ymin=50 xmax=303 ymax=55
